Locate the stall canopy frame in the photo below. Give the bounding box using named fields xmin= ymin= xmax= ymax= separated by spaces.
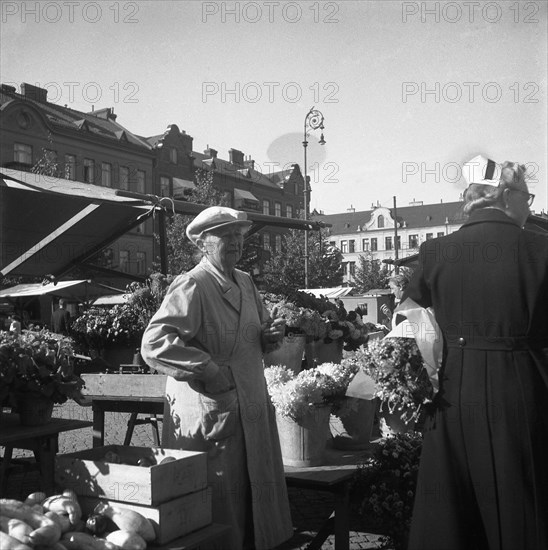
xmin=1 ymin=169 xmax=329 ymax=280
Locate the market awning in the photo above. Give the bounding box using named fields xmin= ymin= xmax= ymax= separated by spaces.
xmin=0 ymin=169 xmax=154 ymax=278
xmin=300 ymin=287 xmax=354 ymax=299
xmin=234 ymin=188 xmax=259 ymax=202
xmin=91 ymin=293 xmax=130 ymax=306
xmin=0 ymin=279 xmax=124 ymax=301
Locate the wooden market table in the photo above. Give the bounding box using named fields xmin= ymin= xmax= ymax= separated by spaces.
xmin=284 ymin=447 xmax=372 ymax=550
xmin=0 ymin=413 xmax=92 ymax=496
xmin=81 ymin=373 xmax=166 ymax=448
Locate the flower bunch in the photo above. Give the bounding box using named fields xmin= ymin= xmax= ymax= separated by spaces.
xmin=264 ymin=361 xmax=358 ymax=420
xmin=0 ymin=329 xmax=84 ymax=405
xmin=321 ymin=309 xmax=370 ymax=351
xmin=348 ymin=337 xmax=434 ymax=423
xmin=71 ymin=304 xmax=144 ymax=352
xmin=262 ymin=293 xmax=328 ymax=340
xmin=352 ymin=432 xmax=423 ymax=550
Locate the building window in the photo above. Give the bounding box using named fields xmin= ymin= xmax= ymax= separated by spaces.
xmin=342 ymin=262 xmax=348 ymax=276
xmin=362 ymin=238 xmax=369 ymax=251
xmin=349 ymin=240 xmax=355 ymax=253
xmin=169 ymin=148 xmax=177 ymax=164
xmin=119 ymin=166 xmax=129 ymax=190
xmin=83 ymin=159 xmax=95 ymax=184
xmin=136 ymin=170 xmax=145 ymax=194
xmin=426 ymin=233 xmax=433 ymax=240
xmin=160 ymin=176 xmax=171 ymax=197
xmin=385 ymin=237 xmax=393 ymax=250
xmin=101 ymin=162 xmax=112 ymax=187
xmin=437 ymin=232 xmax=445 ymax=238
xmin=275 ymin=234 xmax=282 ymax=253
xmin=263 ymin=233 xmax=271 ymax=250
xmin=340 ymin=240 xmax=348 ymax=253
xmin=262 ymin=199 xmax=270 ymax=215
xmin=119 ymin=250 xmax=129 ymax=273
xmin=396 ymin=236 xmax=401 ymax=249
xmin=64 ymin=154 xmax=76 ymax=180
xmin=409 ymin=234 xmax=418 ymax=249
xmin=371 ymin=238 xmax=378 ymax=252
xmin=377 ymin=215 xmax=385 ymax=228
xmin=136 ymin=251 xmax=146 ymax=274
xmin=349 ymin=262 xmax=356 ymax=277
xmin=14 ymin=143 xmax=32 ymax=164
xmin=286 ymin=204 xmax=293 ymax=218
xmin=274 ymin=202 xmax=282 ymax=217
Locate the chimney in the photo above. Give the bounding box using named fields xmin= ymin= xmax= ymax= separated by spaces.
xmin=21 ymin=83 xmax=48 ymax=103
xmin=347 ymin=205 xmax=355 ymax=212
xmin=409 ymin=198 xmax=424 ymax=206
xmin=204 ymin=146 xmax=217 ymax=158
xmin=243 ymin=155 xmax=255 ymax=170
xmin=1 ymin=84 xmax=16 ymax=94
xmin=88 ymin=107 xmax=117 ymax=120
xmin=229 ymin=148 xmax=244 ymax=167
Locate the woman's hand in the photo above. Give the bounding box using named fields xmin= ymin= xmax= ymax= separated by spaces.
xmin=203 ymin=370 xmax=232 ymax=394
xmin=262 ymin=318 xmax=286 ymax=343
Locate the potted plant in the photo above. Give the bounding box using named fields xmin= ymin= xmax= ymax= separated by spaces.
xmin=0 ymin=328 xmax=85 ymax=425
xmin=262 ymin=293 xmax=328 ymax=373
xmin=352 ymin=432 xmax=423 ymax=550
xmin=264 ymin=361 xmax=358 ymax=466
xmin=71 ymin=275 xmax=171 ymax=369
xmin=349 ymin=337 xmax=434 ymax=432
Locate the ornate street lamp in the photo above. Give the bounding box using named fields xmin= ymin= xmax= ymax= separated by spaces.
xmin=302 ymin=107 xmax=326 ymax=289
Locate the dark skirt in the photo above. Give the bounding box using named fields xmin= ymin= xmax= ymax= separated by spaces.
xmin=408 ymin=348 xmax=548 ymax=550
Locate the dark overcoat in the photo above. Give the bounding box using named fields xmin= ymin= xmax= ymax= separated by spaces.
xmin=405 ymin=208 xmax=548 ymax=550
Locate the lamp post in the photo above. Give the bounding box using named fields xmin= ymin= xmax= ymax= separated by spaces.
xmin=302 ymin=106 xmax=326 ymax=289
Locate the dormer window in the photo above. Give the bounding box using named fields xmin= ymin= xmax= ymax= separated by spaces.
xmin=377 ymin=215 xmax=385 ymax=228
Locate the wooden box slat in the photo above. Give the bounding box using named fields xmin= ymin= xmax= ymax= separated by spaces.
xmin=80 ymin=489 xmax=212 ymax=545
xmin=56 ymin=445 xmax=207 ymax=506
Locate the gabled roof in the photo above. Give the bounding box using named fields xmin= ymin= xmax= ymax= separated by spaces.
xmin=314 ymin=201 xmax=466 ymax=235
xmin=0 ymin=86 xmax=152 ymax=151
xmin=192 ymin=151 xmax=280 ymax=188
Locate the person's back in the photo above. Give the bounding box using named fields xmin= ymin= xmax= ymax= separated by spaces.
xmin=52 ymin=300 xmax=71 ymax=334
xmin=416 ymin=212 xmax=548 ymax=342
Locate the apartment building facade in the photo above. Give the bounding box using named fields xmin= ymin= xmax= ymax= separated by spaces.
xmin=314 ymin=200 xmax=466 ymax=284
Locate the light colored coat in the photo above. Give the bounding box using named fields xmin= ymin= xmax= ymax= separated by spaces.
xmin=141 ymin=258 xmax=293 ymax=550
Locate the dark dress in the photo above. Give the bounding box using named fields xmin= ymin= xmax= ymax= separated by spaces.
xmin=405 ymin=208 xmax=548 ymax=550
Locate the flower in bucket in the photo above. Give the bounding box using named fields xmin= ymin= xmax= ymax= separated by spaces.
xmin=352 ymin=432 xmax=423 ymax=550
xmin=264 ymin=361 xmax=358 ymax=421
xmin=0 ymin=328 xmax=85 ymax=405
xmin=262 ymin=293 xmax=328 ymax=341
xmin=346 ymin=337 xmax=434 ymax=423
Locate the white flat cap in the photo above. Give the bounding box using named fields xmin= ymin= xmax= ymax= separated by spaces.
xmin=186 ymin=206 xmax=252 ymax=244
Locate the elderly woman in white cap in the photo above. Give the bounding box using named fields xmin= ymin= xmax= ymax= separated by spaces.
xmin=405 ymin=156 xmax=548 ymax=549
xmin=141 ymin=206 xmax=293 ymax=550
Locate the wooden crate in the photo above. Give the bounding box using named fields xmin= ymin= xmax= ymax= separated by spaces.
xmin=80 ymin=489 xmax=212 ymax=545
xmin=55 ymin=445 xmax=207 ymax=506
xmin=81 ymin=373 xmax=167 ymax=398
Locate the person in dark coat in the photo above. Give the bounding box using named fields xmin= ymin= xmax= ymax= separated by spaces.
xmin=405 ymin=156 xmax=548 ymax=550
xmin=51 ymin=299 xmax=71 ymax=334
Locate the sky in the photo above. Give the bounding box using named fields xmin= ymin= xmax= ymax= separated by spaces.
xmin=2 ymin=0 xmax=547 ymax=214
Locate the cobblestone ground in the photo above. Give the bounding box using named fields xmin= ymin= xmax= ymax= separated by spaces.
xmin=5 ymin=402 xmax=386 ymax=549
